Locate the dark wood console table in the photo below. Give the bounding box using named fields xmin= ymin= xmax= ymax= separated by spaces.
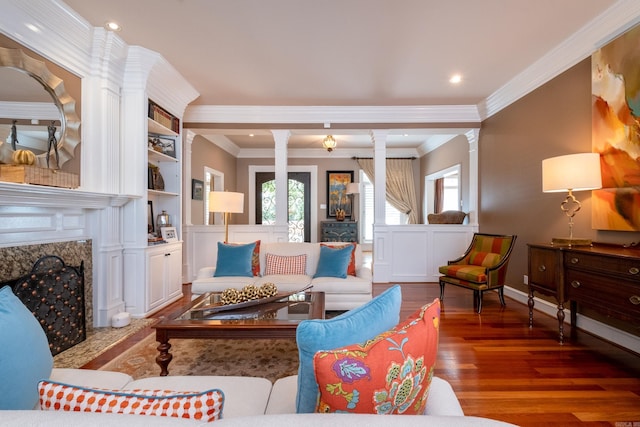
xmin=528 ymin=242 xmax=640 ymax=343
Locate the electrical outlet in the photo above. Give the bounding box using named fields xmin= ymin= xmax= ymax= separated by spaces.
xmin=523 ymin=274 xmax=528 ymax=285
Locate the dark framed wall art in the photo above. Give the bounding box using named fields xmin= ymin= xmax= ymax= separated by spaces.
xmin=192 ymin=179 xmax=204 ymax=200
xmin=147 ymin=201 xmax=154 ymax=234
xmin=326 ymin=170 xmax=353 ymax=218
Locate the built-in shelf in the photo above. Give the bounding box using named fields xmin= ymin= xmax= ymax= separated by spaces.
xmin=148 ymin=148 xmax=178 ymax=163
xmin=148 ymin=189 xmax=179 ymax=197
xmin=147 ymin=117 xmax=178 ymax=137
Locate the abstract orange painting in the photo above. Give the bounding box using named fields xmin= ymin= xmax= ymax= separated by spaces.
xmin=592 ymin=24 xmax=640 ymax=231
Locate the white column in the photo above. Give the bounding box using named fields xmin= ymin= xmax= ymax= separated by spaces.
xmin=272 ymin=130 xmax=291 ymax=227
xmin=183 ymin=130 xmax=196 ymax=226
xmin=465 ymin=129 xmax=479 ymax=226
xmin=370 ymin=130 xmax=389 ymax=224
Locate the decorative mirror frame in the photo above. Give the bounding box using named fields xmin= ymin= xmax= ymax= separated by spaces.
xmin=0 ymin=46 xmax=80 ymax=168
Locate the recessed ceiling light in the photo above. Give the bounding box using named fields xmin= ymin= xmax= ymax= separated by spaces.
xmin=449 ymin=74 xmax=462 ymax=84
xmin=26 ymin=23 xmax=40 ymax=33
xmin=249 ymin=133 xmax=254 ymax=137
xmin=105 ymin=21 xmax=121 ymax=32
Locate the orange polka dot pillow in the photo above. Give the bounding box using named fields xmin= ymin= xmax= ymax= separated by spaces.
xmin=313 ymin=298 xmax=440 ymax=414
xmin=38 ymin=380 xmax=224 ymax=422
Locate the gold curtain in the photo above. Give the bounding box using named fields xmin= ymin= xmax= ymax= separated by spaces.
xmin=356 ymin=158 xmax=420 ymax=224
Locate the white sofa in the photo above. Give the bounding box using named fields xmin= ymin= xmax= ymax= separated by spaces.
xmin=191 ymin=242 xmax=373 ymax=311
xmin=3 ymin=369 xmax=517 ymax=426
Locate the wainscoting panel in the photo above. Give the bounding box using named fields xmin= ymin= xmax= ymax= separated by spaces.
xmin=372 ymin=224 xmax=477 ymax=283
xmin=184 ymin=224 xmax=289 ymax=281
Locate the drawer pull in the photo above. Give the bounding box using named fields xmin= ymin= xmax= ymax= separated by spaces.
xmin=570 ymin=280 xmax=581 ymax=289
xmin=570 ymin=257 xmax=579 ymax=264
xmin=538 ymin=265 xmax=546 ymax=272
xmin=629 ymin=267 xmax=639 ymax=275
xmin=630 ymin=295 xmax=640 ymax=305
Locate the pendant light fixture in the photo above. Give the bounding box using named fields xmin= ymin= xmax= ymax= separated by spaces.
xmin=322 ymin=135 xmax=337 ymax=152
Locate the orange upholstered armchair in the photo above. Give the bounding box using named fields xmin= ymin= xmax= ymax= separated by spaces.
xmin=438 ymin=233 xmax=517 ymax=313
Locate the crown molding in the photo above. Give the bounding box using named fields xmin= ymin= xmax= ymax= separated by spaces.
xmin=184 ymin=104 xmax=481 ymax=125
xmin=236 ymin=147 xmax=419 ymax=159
xmin=478 ymin=0 xmax=640 ymax=120
xmin=199 ymin=134 xmax=241 ymax=157
xmin=416 ymin=134 xmax=460 ymax=157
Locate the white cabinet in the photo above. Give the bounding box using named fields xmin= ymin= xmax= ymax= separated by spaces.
xmin=147 ymin=242 xmax=182 ymax=312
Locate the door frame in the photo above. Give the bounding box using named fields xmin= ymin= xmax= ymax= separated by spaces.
xmin=249 ymin=165 xmax=318 ymax=242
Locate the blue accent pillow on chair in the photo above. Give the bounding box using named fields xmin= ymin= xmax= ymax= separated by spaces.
xmin=313 ymin=244 xmax=353 ymax=279
xmin=214 ymin=241 xmax=256 ymax=277
xmin=0 ymin=285 xmax=53 ymax=409
xmin=295 ymin=284 xmax=402 ymax=413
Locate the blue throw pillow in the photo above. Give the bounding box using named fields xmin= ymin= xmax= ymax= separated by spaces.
xmin=312 ymin=244 xmax=353 ymax=279
xmin=295 ymin=285 xmax=402 ymax=413
xmin=0 ymin=285 xmax=53 ymax=409
xmin=214 ymin=241 xmax=256 ymax=277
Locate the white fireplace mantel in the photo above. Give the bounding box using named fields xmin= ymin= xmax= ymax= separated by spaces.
xmin=0 ymin=182 xmax=138 ymax=209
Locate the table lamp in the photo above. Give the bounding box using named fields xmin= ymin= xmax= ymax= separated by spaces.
xmin=542 ymin=152 xmax=602 ymax=246
xmin=209 ymin=191 xmax=244 ymax=243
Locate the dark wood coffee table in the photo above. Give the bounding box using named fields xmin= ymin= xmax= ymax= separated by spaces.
xmin=152 ymin=291 xmax=325 ymax=376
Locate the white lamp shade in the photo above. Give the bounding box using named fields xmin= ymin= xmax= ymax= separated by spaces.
xmin=209 ymin=191 xmax=244 ymax=213
xmin=542 ymin=153 xmax=602 ymax=193
xmin=346 ymin=182 xmax=360 ymax=194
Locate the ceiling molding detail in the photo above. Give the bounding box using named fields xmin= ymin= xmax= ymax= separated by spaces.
xmin=478 ymin=0 xmax=640 ymax=120
xmin=416 ymin=134 xmax=460 ymax=157
xmin=200 ymin=134 xmax=241 ymax=157
xmin=184 ymin=104 xmax=481 ymax=125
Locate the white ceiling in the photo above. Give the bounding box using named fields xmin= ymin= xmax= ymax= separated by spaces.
xmin=62 ymin=0 xmax=621 ymax=153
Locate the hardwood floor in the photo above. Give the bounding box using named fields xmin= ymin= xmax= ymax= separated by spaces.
xmin=83 ymin=282 xmax=640 ymax=426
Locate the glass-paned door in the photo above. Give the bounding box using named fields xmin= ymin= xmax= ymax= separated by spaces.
xmin=256 ymin=172 xmax=310 ymax=242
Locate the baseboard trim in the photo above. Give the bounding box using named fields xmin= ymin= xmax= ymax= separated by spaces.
xmin=504 ymin=286 xmax=640 ymax=355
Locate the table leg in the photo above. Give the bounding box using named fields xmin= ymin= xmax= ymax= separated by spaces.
xmin=557 ymin=303 xmax=565 ymax=344
xmin=528 ymin=288 xmax=534 ymax=328
xmin=156 ymin=338 xmax=173 ymax=376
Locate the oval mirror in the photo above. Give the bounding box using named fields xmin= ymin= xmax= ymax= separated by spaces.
xmin=0 ymin=47 xmax=80 ymax=168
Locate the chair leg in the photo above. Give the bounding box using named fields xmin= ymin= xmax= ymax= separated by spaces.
xmin=498 ymin=287 xmax=506 ymax=307
xmin=476 ymin=290 xmax=483 ymax=314
xmin=439 ymin=281 xmax=445 ymax=301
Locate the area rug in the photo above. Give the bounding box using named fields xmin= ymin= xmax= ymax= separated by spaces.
xmin=99 ymin=333 xmax=300 ymax=383
xmin=54 ymin=318 xmax=156 ymax=369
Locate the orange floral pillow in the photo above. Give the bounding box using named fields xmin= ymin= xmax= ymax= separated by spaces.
xmin=313 ymin=298 xmax=440 ymax=414
xmin=320 ymin=242 xmax=356 ymax=276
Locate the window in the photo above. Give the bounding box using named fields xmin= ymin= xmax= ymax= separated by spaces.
xmin=425 ymin=164 xmax=461 ymax=218
xmin=360 ymin=173 xmax=407 ymax=242
xmin=441 ymin=173 xmax=460 ymax=211
xmin=204 ymin=167 xmax=223 ymax=225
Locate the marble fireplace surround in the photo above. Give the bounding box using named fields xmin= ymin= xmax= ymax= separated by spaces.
xmin=0 ymin=240 xmax=93 ymax=328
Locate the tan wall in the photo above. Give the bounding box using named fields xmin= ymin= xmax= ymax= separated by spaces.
xmin=189 ymin=135 xmax=238 ymax=225
xmin=420 ymin=134 xmax=470 ymax=216
xmin=479 ymin=58 xmax=640 ymax=298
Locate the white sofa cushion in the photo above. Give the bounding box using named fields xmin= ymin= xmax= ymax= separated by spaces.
xmin=50 ymin=368 xmax=133 ymax=390
xmin=212 ymin=414 xmax=518 ymax=426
